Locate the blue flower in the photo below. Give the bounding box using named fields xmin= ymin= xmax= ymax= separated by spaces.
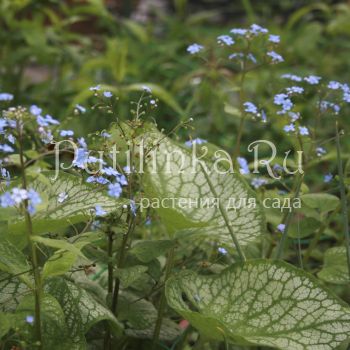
xmin=218 ymin=247 xmax=228 ymax=255
xmin=217 ymin=35 xmax=234 ymax=46
xmin=0 ymin=93 xmax=13 ymax=101
xmin=327 ymin=81 xmax=341 ymax=90
xmin=11 ymin=188 xmax=28 ymax=204
xmin=283 ymin=124 xmax=295 ymax=133
xmin=277 ymin=224 xmax=285 ymax=233
xmin=288 ymin=112 xmax=300 ymax=122
xmin=108 ymin=182 xmax=122 ymax=198
xmin=316 ymin=147 xmax=326 ymax=157
xmin=274 ymin=93 xmax=293 ymax=113
xmin=187 ymin=43 xmax=204 ymax=54
xmin=267 ymin=51 xmax=283 ymax=63
xmin=184 ymin=138 xmax=207 ymax=147
xmin=0 ymin=192 xmax=15 ymax=207
xmin=26 ymin=315 xmax=34 ymax=324
xmin=281 ymin=74 xmax=302 ymax=82
xmin=60 ymin=130 xmax=74 ymax=137
xmin=343 ymin=93 xmax=350 ymax=103
xmin=320 ymin=100 xmax=340 ymax=114
xmin=101 ymin=131 xmax=111 ymax=138
xmin=268 ymin=34 xmax=280 ymax=43
xmin=86 ymin=176 xmax=109 ymax=185
xmin=30 ymin=105 xmax=42 ymax=116
xmin=37 ymin=114 xmax=59 ymax=127
xmin=77 ymin=137 xmax=87 ymax=149
xmin=250 ymin=24 xmax=268 ymax=35
xmin=244 ymin=102 xmax=258 ymax=114
xmin=103 ymin=91 xmax=112 ymax=98
xmin=237 ymin=157 xmax=250 ymax=175
xmin=286 ymin=86 xmax=304 ymax=94
xmin=251 ymin=178 xmax=268 ymax=189
xmin=73 ymin=148 xmax=87 ymax=168
xmin=0 ymin=119 xmax=7 ymax=132
xmin=27 ymin=189 xmax=42 ymax=214
xmin=117 ymin=174 xmax=128 ymax=186
xmin=142 ymin=85 xmax=152 ymax=93
xmin=94 ymin=205 xmax=107 ymax=216
xmin=75 ymin=104 xmax=86 ymax=113
xmin=304 ymin=75 xmax=321 ymax=85
xmin=89 ymin=85 xmax=101 ymax=91
xmin=324 ymin=173 xmax=333 ymax=183
xmin=230 ymin=28 xmax=247 ymax=35
xmin=298 ymin=126 xmax=309 ymax=136
xmin=102 ymin=166 xmax=120 ymax=177
xmin=0 ymin=144 xmax=14 ymax=153
xmin=6 ymin=134 xmax=15 ymax=144
xmin=57 ymin=192 xmax=68 ymax=203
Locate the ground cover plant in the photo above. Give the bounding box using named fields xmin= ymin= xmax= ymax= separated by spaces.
xmin=0 ymin=1 xmax=350 ymax=350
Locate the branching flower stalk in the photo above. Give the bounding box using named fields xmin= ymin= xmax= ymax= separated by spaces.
xmin=17 ymin=118 xmax=43 ymax=349
xmin=335 ymin=120 xmax=350 ymax=278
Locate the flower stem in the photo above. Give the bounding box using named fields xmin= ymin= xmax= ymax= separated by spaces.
xmin=335 ymin=121 xmax=350 ymax=279
xmin=151 ymin=246 xmax=175 ymax=350
xmin=17 ymin=122 xmax=43 ymax=349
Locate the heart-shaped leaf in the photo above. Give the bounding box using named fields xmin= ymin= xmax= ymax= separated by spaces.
xmin=166 ymin=259 xmax=350 ymax=350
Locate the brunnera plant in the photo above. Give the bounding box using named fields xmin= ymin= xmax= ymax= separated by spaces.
xmin=0 ymin=24 xmax=349 ymax=350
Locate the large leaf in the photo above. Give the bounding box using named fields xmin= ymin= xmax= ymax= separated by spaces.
xmin=16 ymin=294 xmax=72 ymax=350
xmin=0 ymin=237 xmax=32 ymax=286
xmin=144 ymin=130 xmax=265 ymax=250
xmin=318 ymin=247 xmax=350 ymax=285
xmin=45 ymin=277 xmax=123 ymax=349
xmin=166 ymin=259 xmax=350 ymax=350
xmin=130 ymin=239 xmax=176 ymax=263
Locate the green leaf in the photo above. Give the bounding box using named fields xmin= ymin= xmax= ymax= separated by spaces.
xmin=0 ymin=237 xmax=31 ymax=286
xmin=115 ymin=265 xmax=148 ymax=289
xmin=144 ymin=129 xmax=265 ymax=251
xmin=16 ymin=294 xmax=72 ymax=349
xmin=166 ymin=259 xmax=350 ymax=349
xmin=288 ymin=217 xmax=321 ymax=239
xmin=45 ymin=277 xmax=123 ymax=348
xmin=301 ymin=193 xmax=340 ymax=213
xmin=118 ymin=292 xmax=180 ymax=341
xmin=130 ymin=240 xmax=176 ymax=263
xmin=43 ymin=250 xmax=77 ymax=280
xmin=318 ymin=247 xmax=350 ymax=285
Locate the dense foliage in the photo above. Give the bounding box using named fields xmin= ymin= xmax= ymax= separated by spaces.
xmin=0 ymin=1 xmax=350 ymax=349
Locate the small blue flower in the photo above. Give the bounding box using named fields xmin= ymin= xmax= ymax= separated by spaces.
xmin=108 ymin=182 xmax=122 ymax=198
xmin=103 ymin=91 xmax=112 ymax=98
xmin=288 ymin=112 xmax=300 ymax=122
xmin=86 ymin=176 xmax=109 ymax=185
xmin=184 ymin=138 xmax=207 ymax=147
xmin=89 ymin=85 xmax=101 ymax=91
xmin=26 ymin=315 xmax=34 ymax=324
xmin=102 ymin=166 xmax=120 ymax=177
xmin=60 ymin=130 xmax=74 ymax=137
xmin=274 ymin=93 xmax=293 ymax=113
xmin=58 ymin=192 xmax=68 ymax=203
xmin=73 ymin=148 xmax=88 ymax=168
xmin=117 ymin=174 xmax=128 ymax=186
xmin=327 ymin=81 xmax=341 ymax=90
xmin=268 ymin=34 xmax=280 ymax=43
xmin=251 ymin=178 xmax=268 ymax=189
xmin=11 ymin=188 xmax=28 ymax=204
xmin=281 ymin=74 xmax=302 ymax=82
xmin=218 ymin=247 xmax=228 ymax=255
xmin=75 ymin=104 xmax=86 ymax=113
xmin=6 ymin=134 xmax=15 ymax=144
xmin=94 ymin=205 xmax=107 ymax=216
xmin=316 ymin=147 xmax=326 ymax=157
xmin=37 ymin=114 xmax=59 ymax=127
xmin=30 ymin=105 xmax=42 ymax=116
xmin=187 ymin=43 xmax=204 ymax=54
xmin=0 ymin=119 xmax=7 ymax=132
xmin=0 ymin=93 xmax=13 ymax=101
xmin=142 ymin=85 xmax=152 ymax=93
xmin=286 ymin=86 xmax=304 ymax=94
xmin=277 ymin=224 xmax=285 ymax=233
xmin=230 ymin=28 xmax=247 ymax=35
xmin=244 ymin=102 xmax=258 ymax=114
xmin=320 ymin=100 xmax=340 ymax=114
xmin=101 ymin=131 xmax=111 ymax=138
xmin=217 ymin=35 xmax=234 ymax=46
xmin=304 ymin=75 xmax=321 ymax=85
xmin=237 ymin=157 xmax=250 ymax=175
xmin=250 ymin=24 xmax=268 ymax=35
xmin=267 ymin=51 xmax=283 ymax=64
xmin=0 ymin=192 xmax=15 ymax=207
xmin=298 ymin=126 xmax=309 ymax=136
xmin=27 ymin=189 xmax=41 ymax=214
xmin=343 ymin=93 xmax=350 ymax=103
xmin=283 ymin=124 xmax=295 ymax=133
xmin=324 ymin=173 xmax=333 ymax=183
xmin=0 ymin=144 xmax=14 ymax=153
xmin=77 ymin=137 xmax=87 ymax=149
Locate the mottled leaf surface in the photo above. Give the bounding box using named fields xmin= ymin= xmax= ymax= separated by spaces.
xmin=166 ymin=259 xmax=350 ymax=350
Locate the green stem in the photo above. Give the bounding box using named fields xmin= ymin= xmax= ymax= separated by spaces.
xmin=335 ymin=121 xmax=350 ymax=279
xmin=199 ymin=163 xmax=246 ymax=262
xmin=151 ymin=247 xmax=176 ymax=350
xmin=18 ymin=122 xmax=43 ymax=349
xmin=275 ymin=174 xmax=304 ymax=260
